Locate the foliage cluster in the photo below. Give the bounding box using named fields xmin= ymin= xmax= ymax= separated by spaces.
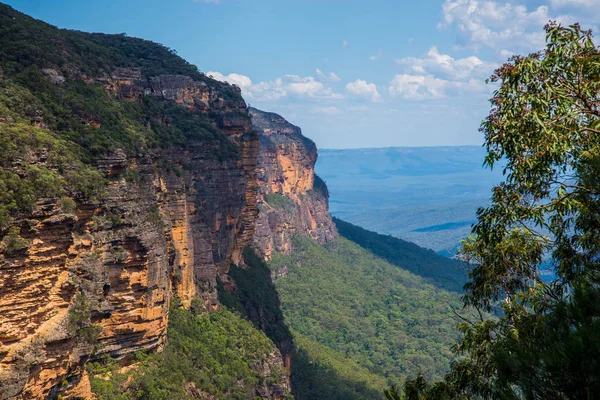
xmin=89 ymin=303 xmax=287 ymax=400
xmin=0 ymin=226 xmax=30 ymax=255
xmin=264 ymin=193 xmax=295 ymax=212
xmin=58 ymin=196 xmax=76 ymax=214
xmin=0 ymin=121 xmax=105 ymax=228
xmin=290 ymin=331 xmax=388 ymax=400
xmin=68 ymin=293 xmax=102 ymax=345
xmin=92 ymin=211 xmax=122 ymax=230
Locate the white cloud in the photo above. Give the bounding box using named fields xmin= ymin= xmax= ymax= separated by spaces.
xmin=397 ymin=46 xmax=496 ymax=81
xmin=439 ymin=0 xmax=551 ymax=54
xmin=437 ymin=0 xmax=600 ymax=59
xmin=342 ymin=40 xmax=348 ymax=47
xmin=345 ymin=79 xmax=383 ymax=102
xmin=207 ymin=71 xmax=342 ymax=101
xmin=389 ymin=74 xmax=448 ymax=100
xmin=316 ymin=68 xmax=341 ymax=83
xmin=207 ymin=71 xmax=252 ymax=89
xmin=208 ymin=71 xmax=285 ymax=101
xmin=312 ymin=106 xmax=342 ymax=115
xmin=392 ymin=46 xmax=496 ymax=101
xmin=285 ymin=75 xmax=343 ymax=99
xmin=369 ymin=49 xmax=383 ymax=61
xmin=388 ymin=74 xmax=485 ymax=101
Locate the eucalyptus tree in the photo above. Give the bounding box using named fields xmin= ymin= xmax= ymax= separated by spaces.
xmin=400 ymin=23 xmax=600 ymax=400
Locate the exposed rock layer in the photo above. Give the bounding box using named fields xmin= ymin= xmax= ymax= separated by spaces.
xmin=0 ymin=69 xmax=261 ymax=399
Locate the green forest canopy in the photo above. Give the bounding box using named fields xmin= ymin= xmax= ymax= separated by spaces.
xmin=268 ymin=235 xmax=463 ymax=383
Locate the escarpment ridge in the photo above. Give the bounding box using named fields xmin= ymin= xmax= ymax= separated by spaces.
xmin=0 ymin=4 xmax=332 ymax=399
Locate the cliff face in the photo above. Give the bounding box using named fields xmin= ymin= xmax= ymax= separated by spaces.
xmin=0 ymin=66 xmax=261 ymax=398
xmin=0 ymin=6 xmax=335 ymax=399
xmin=249 ymin=108 xmax=336 ymax=259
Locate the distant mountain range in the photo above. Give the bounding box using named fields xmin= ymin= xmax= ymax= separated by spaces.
xmin=316 ymin=146 xmax=504 ymax=254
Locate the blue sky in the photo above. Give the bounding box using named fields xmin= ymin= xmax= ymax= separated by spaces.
xmin=5 ymin=0 xmax=600 ymax=148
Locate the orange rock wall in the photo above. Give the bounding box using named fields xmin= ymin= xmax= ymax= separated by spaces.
xmin=250 ymin=108 xmax=336 ymax=259
xmin=0 ymin=71 xmax=258 ymax=399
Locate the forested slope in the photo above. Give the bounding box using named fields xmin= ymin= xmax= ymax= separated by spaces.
xmin=268 ymin=235 xmax=463 ymax=389
xmin=334 ymin=218 xmax=467 ymax=292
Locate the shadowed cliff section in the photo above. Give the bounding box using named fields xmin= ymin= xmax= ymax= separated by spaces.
xmin=219 ymin=248 xmax=385 ymax=400
xmin=333 ymin=218 xmax=467 ymax=293
xmin=219 ymin=248 xmax=294 ymax=364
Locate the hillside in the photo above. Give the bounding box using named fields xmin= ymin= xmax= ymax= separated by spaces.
xmin=220 ymin=235 xmax=466 ymax=400
xmin=334 ymin=218 xmax=466 ymax=292
xmin=268 ymin=236 xmax=462 ymax=384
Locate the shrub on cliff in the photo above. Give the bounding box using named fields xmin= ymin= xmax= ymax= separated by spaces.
xmin=0 ymin=226 xmax=30 ymax=255
xmin=264 ymin=193 xmax=295 ymax=212
xmin=67 ymin=293 xmax=102 ymax=345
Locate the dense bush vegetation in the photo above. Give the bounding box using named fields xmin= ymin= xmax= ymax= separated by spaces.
xmin=290 ymin=332 xmax=388 ymax=400
xmin=264 ymin=193 xmax=295 ymax=212
xmin=0 ymin=226 xmax=30 ymax=255
xmin=0 ymin=119 xmax=105 ymax=228
xmin=89 ymin=303 xmax=288 ymax=400
xmin=268 ymin=235 xmax=463 ymax=383
xmin=334 ymin=218 xmax=466 ymax=293
xmin=0 ymin=4 xmax=239 ymax=96
xmin=0 ymin=3 xmax=241 ymax=229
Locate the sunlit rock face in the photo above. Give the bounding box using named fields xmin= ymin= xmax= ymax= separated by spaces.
xmin=0 ymin=68 xmax=260 ymax=399
xmin=250 ymin=108 xmax=336 ymax=259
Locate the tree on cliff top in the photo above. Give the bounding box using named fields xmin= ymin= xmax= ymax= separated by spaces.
xmin=398 ymin=22 xmax=600 ymax=399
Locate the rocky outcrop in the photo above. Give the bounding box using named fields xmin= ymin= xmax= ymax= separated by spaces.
xmin=0 ymin=171 xmax=171 ymax=399
xmin=0 ymin=68 xmax=259 ymax=398
xmin=249 ymin=108 xmax=336 ymax=259
xmin=255 ymin=349 xmax=292 ymax=400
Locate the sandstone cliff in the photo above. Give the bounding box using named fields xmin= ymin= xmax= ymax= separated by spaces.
xmin=0 ymin=5 xmax=335 ymax=399
xmin=0 ymin=71 xmax=261 ymax=399
xmin=250 ymin=108 xmax=336 ymax=259
xmin=0 ymin=3 xmax=287 ymax=395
